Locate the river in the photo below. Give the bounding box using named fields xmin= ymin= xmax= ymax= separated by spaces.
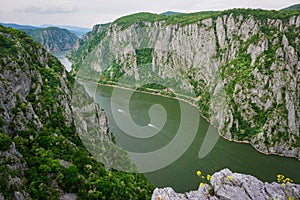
xmin=77 ymin=83 xmax=300 ymax=192
xmin=53 ymin=52 xmax=72 ymax=72
xmin=57 ymin=50 xmax=300 ymax=192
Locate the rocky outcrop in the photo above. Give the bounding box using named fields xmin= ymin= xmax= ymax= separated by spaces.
xmin=0 ymin=26 xmax=73 ymax=135
xmin=0 ymin=24 xmax=76 ymax=199
xmin=152 ymin=169 xmax=300 ymax=200
xmin=0 ymin=25 xmax=154 ymax=200
xmin=0 ymin=142 xmax=29 ymax=200
xmin=71 ymin=81 xmax=134 ymax=171
xmin=70 ymin=10 xmax=300 ymax=160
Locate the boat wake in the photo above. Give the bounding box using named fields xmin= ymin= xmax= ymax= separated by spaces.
xmin=117 ymin=108 xmax=127 ymax=116
xmin=148 ymin=123 xmax=160 ymax=130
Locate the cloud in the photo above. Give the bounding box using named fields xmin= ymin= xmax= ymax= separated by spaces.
xmin=21 ymin=6 xmax=78 ymax=15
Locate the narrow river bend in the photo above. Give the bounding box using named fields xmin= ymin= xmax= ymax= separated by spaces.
xmin=82 ymin=83 xmax=300 ymax=192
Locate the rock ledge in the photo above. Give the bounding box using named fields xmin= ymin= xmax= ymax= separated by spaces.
xmin=152 ymin=169 xmax=300 ymax=200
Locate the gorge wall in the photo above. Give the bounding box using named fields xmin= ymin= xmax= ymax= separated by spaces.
xmin=70 ymin=9 xmax=300 ymax=160
xmin=0 ymin=25 xmax=153 ymax=199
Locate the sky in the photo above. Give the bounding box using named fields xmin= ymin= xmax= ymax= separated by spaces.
xmin=0 ymin=0 xmax=299 ymax=28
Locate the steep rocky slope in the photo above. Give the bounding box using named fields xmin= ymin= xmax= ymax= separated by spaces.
xmin=70 ymin=9 xmax=300 ymax=160
xmin=0 ymin=25 xmax=153 ymax=199
xmin=152 ymin=168 xmax=300 ymax=200
xmin=24 ymin=27 xmax=79 ymax=53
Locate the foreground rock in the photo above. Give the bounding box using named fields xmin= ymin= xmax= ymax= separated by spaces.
xmin=152 ymin=169 xmax=300 ymax=200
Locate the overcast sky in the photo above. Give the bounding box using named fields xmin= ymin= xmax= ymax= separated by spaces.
xmin=0 ymin=0 xmax=299 ymax=28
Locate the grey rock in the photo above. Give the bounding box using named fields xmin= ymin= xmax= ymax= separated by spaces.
xmin=296 ymin=16 xmax=300 ymax=27
xmin=14 ymin=191 xmax=29 ymax=200
xmin=73 ymin=12 xmax=300 ymax=159
xmin=60 ymin=193 xmax=77 ymax=200
xmin=151 ymin=187 xmax=187 ymax=200
xmin=71 ymin=81 xmax=134 ymax=171
xmin=152 ymin=169 xmax=300 ymax=200
xmin=216 ymin=17 xmax=226 ymax=49
xmin=0 ymin=143 xmax=29 ymax=199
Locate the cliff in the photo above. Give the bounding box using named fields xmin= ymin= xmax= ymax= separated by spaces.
xmin=0 ymin=25 xmax=153 ymax=199
xmin=152 ymin=168 xmax=300 ymax=200
xmin=70 ymin=9 xmax=300 ymax=160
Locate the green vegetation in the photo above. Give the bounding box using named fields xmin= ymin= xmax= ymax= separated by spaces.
xmin=113 ymin=11 xmax=223 ymax=29
xmin=69 ymin=23 xmax=110 ymax=74
xmin=0 ymin=131 xmax=12 ymax=151
xmin=0 ymin=26 xmax=154 ymax=199
xmin=112 ymin=8 xmax=300 ymax=30
xmin=69 ymin=7 xmax=300 ymax=164
xmin=12 ymin=127 xmax=153 ymax=199
xmin=136 ymin=48 xmax=154 ymax=66
xmin=114 ymin=12 xmax=163 ymax=30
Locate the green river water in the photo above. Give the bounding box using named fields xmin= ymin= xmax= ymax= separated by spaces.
xmin=81 ymin=83 xmax=300 ymax=192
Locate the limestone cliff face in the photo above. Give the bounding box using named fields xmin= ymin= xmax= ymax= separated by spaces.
xmin=71 ymin=81 xmax=134 ymax=171
xmin=0 ymin=28 xmax=74 ymax=135
xmin=0 ymin=26 xmax=115 ymax=199
xmin=152 ymin=168 xmax=300 ymax=200
xmin=71 ymin=10 xmax=300 ymax=159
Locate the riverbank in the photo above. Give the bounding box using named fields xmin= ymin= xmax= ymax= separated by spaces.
xmin=78 ymin=79 xmax=300 ymax=162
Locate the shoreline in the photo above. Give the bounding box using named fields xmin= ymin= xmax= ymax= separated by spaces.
xmin=79 ymin=79 xmax=300 ymax=162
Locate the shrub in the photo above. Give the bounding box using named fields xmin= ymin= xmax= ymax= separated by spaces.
xmin=0 ymin=132 xmax=12 ymax=151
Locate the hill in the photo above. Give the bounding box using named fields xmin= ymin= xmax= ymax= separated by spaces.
xmin=0 ymin=22 xmax=38 ymax=30
xmin=0 ymin=25 xmax=153 ymax=199
xmin=23 ymin=27 xmax=79 ymax=53
xmin=40 ymin=24 xmax=91 ymax=37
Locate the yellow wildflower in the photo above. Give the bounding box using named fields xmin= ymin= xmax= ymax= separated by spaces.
xmin=196 ymin=170 xmax=202 ymax=176
xmin=207 ymin=174 xmax=211 ymax=181
xmin=227 ymin=175 xmax=232 ymax=181
xmin=282 ymin=183 xmax=285 ymax=187
xmin=201 ymin=176 xmax=205 ymax=179
xmin=199 ymin=182 xmax=204 ymax=187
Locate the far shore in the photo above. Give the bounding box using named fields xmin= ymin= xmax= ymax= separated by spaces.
xmin=78 ymin=79 xmax=300 ymax=162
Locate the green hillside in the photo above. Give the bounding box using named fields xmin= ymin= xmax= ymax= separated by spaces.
xmin=0 ymin=25 xmax=153 ymax=199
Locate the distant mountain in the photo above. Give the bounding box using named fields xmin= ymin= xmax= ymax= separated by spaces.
xmin=40 ymin=24 xmax=91 ymax=37
xmin=0 ymin=22 xmax=38 ymax=30
xmin=23 ymin=27 xmax=79 ymax=54
xmin=282 ymin=4 xmax=300 ymax=10
xmin=0 ymin=22 xmax=91 ymax=37
xmin=160 ymin=11 xmax=184 ymax=16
